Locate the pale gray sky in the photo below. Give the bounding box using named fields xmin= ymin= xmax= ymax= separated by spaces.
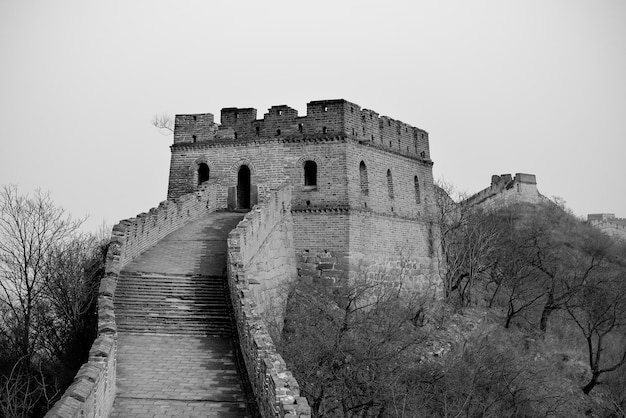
xmin=1 ymin=0 xmax=625 ymax=231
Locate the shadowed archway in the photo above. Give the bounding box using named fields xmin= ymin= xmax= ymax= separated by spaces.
xmin=237 ymin=165 xmax=251 ymax=210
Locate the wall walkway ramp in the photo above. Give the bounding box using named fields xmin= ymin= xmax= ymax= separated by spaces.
xmin=109 ymin=211 xmax=255 ymax=418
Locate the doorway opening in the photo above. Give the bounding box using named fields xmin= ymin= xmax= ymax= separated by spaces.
xmin=237 ymin=165 xmax=251 ymax=209
xmin=198 ymin=163 xmax=210 ymax=185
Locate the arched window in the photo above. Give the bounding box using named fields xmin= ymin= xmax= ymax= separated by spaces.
xmin=414 ymin=176 xmax=421 ymax=204
xmin=359 ymin=161 xmax=369 ymax=196
xmin=198 ymin=163 xmax=209 ymax=185
xmin=387 ymin=169 xmax=394 ymax=199
xmin=304 ymin=161 xmax=317 ymax=186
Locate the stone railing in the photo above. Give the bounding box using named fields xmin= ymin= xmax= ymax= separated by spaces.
xmin=46 ymin=184 xmax=221 ymax=417
xmin=114 ymin=183 xmax=222 ymax=267
xmin=227 ymin=184 xmax=311 ymax=418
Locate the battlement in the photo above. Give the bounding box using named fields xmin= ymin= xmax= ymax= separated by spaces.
xmin=172 ymin=99 xmax=431 ymax=160
xmin=465 ymin=173 xmax=542 ymax=207
xmin=588 ymin=215 xmax=626 ymax=241
xmin=587 ymin=213 xmax=617 ymax=222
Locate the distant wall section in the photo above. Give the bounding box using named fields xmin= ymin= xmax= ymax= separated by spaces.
xmin=465 ymin=173 xmax=545 ymax=209
xmin=588 ymin=214 xmax=626 ymax=241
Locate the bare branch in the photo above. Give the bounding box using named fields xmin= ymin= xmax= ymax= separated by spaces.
xmin=152 ymin=113 xmax=174 ymax=136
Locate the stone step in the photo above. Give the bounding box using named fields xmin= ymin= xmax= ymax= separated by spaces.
xmin=115 ymin=318 xmax=231 ymax=326
xmin=115 ymin=327 xmax=233 ymax=337
xmin=116 ymin=317 xmax=233 ymax=327
xmin=114 ymin=299 xmax=229 ymax=306
xmin=117 ymin=289 xmax=227 ymax=294
xmin=118 ymin=324 xmax=233 ymax=338
xmin=117 ymin=311 xmax=230 ymax=318
xmin=115 ymin=294 xmax=227 ymax=301
xmin=117 ymin=280 xmax=227 ymax=287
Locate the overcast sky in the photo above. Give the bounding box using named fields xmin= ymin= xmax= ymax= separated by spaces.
xmin=1 ymin=0 xmax=624 ymax=232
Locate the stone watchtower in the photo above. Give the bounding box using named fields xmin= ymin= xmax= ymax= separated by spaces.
xmin=168 ymin=99 xmax=438 ymax=288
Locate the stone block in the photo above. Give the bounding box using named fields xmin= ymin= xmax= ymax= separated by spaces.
xmin=75 ymin=362 xmax=103 ymax=383
xmin=45 ymin=395 xmax=82 ymax=417
xmin=89 ymin=335 xmax=114 ymax=360
xmin=67 ymin=377 xmax=94 ymax=402
xmin=99 ymin=275 xmax=117 ymax=297
xmin=316 ymin=262 xmax=335 ymax=270
xmin=98 ymin=318 xmax=117 ymax=335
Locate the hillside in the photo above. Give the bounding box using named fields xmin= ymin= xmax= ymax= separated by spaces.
xmin=278 ymin=199 xmax=626 ymax=417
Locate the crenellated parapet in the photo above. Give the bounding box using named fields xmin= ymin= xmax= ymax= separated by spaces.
xmin=588 ymin=214 xmax=626 ymax=241
xmin=172 ymin=99 xmax=431 ymax=161
xmin=227 ymin=184 xmax=311 ymax=417
xmin=464 ymin=173 xmax=544 ymax=208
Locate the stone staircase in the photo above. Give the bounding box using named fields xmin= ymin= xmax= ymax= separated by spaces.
xmin=115 ymin=272 xmax=234 ymax=336
xmin=110 ymin=211 xmax=254 ymax=417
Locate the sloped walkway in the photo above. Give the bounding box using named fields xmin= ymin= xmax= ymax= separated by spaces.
xmin=110 ymin=211 xmax=252 ymax=418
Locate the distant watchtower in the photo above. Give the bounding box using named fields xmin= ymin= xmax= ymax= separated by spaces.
xmin=168 ymin=99 xmax=439 ymax=289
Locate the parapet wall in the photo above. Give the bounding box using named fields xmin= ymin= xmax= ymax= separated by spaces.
xmin=45 ymin=184 xmax=222 ymax=418
xmin=589 ymin=218 xmax=626 ymax=241
xmin=114 ymin=183 xmax=222 ymax=266
xmin=292 ymin=209 xmax=440 ymax=295
xmin=227 ymin=184 xmax=311 ymax=418
xmin=173 ymin=99 xmax=431 ymax=161
xmin=464 ymin=173 xmax=543 ymax=208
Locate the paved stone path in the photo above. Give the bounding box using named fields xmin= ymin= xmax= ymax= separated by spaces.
xmin=110 ymin=212 xmax=252 ymax=418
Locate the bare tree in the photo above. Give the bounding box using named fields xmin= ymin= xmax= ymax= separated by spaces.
xmin=565 ymin=269 xmax=626 ymax=395
xmin=280 ymin=274 xmax=429 ymax=417
xmin=484 ymin=205 xmax=549 ymax=328
xmin=433 ymin=181 xmax=500 ymax=307
xmin=0 ymin=185 xmax=84 ymax=362
xmin=0 ymin=185 xmax=107 ymax=417
xmin=152 ymin=113 xmax=174 ymax=135
xmin=41 ymin=234 xmax=107 ymax=371
xmin=522 ymin=203 xmax=615 ymax=333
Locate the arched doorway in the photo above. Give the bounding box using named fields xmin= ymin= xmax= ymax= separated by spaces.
xmin=237 ymin=165 xmax=251 ymax=209
xmin=197 ymin=163 xmax=209 ymax=185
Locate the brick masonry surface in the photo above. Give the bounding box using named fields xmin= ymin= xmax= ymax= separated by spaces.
xmin=167 ymin=99 xmax=439 ymax=292
xmin=109 ymin=211 xmax=253 ymax=417
xmin=110 ymin=334 xmax=248 ymax=418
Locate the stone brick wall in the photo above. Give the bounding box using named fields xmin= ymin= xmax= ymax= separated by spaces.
xmin=292 ymin=209 xmax=439 ymax=294
xmin=167 ymin=99 xmax=431 ymax=200
xmin=589 ymin=219 xmax=626 ymax=241
xmin=292 ymin=210 xmax=351 ymax=284
xmin=230 ymin=183 xmax=297 ymax=331
xmin=167 ymin=99 xmax=441 ymax=296
xmin=115 ymin=183 xmax=221 ymax=265
xmin=167 ymin=137 xmax=351 ymax=208
xmin=345 ymin=141 xmax=434 ymax=217
xmin=45 ymin=184 xmax=222 ymax=418
xmin=292 ymin=140 xmax=438 ymax=290
xmin=464 ymin=173 xmax=545 ymax=209
xmin=227 ymin=184 xmax=311 ymax=418
xmin=349 ymin=211 xmax=440 ymax=293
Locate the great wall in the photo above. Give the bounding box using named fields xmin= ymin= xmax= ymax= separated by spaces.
xmin=587 ymin=214 xmax=626 ymax=241
xmin=43 ymin=98 xmax=619 ymax=417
